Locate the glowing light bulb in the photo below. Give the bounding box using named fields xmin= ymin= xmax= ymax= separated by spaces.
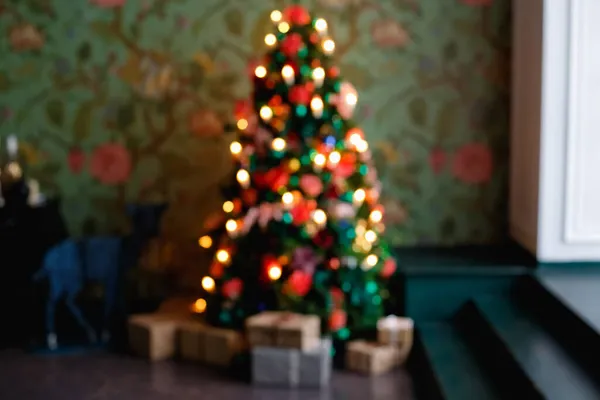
xmin=236 ymin=169 xmax=250 ymax=188
xmin=272 ymin=137 xmax=286 ymax=151
xmin=198 ymin=235 xmax=212 ymax=249
xmin=313 ymin=153 xmax=327 ymax=171
xmin=216 ymin=249 xmax=230 ymax=263
xmin=353 ymin=189 xmax=366 ymax=205
xmin=282 ymin=192 xmax=294 ymax=207
xmin=365 ymin=254 xmax=378 ymax=268
xmin=312 ymin=67 xmax=325 ymax=88
xmin=322 ymin=39 xmax=335 ymax=55
xmin=237 ymin=119 xmax=248 ymax=130
xmin=265 ymin=33 xmax=277 ymax=46
xmin=356 ymin=140 xmax=369 ymax=153
xmin=282 ymin=65 xmax=295 ymax=85
xmin=255 ymin=65 xmax=267 ymax=78
xmin=370 ymin=210 xmax=383 ymax=223
xmin=270 ymin=10 xmax=282 ymax=22
xmin=328 ymin=151 xmax=341 ymax=165
xmin=268 ymin=264 xmax=282 ymax=280
xmin=223 ymin=201 xmax=234 ymax=213
xmin=278 ymin=22 xmax=290 ymax=33
xmin=288 ymin=158 xmax=300 ymax=172
xmin=365 ymin=230 xmax=377 ymax=243
xmin=311 ymin=96 xmax=324 ymax=118
xmin=346 ymin=92 xmax=358 ymax=106
xmin=191 ymin=298 xmax=206 ymax=313
xmin=201 ymin=276 xmax=215 ymax=292
xmin=312 ymin=209 xmax=327 ymax=226
xmin=230 ymin=141 xmax=242 ymax=155
xmin=315 ymin=18 xmax=328 ymax=34
xmin=225 ymin=219 xmax=238 ymax=233
xmin=260 ymin=106 xmax=273 ymax=121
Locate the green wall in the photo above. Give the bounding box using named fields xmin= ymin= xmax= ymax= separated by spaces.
xmin=0 ymin=0 xmax=510 ymax=247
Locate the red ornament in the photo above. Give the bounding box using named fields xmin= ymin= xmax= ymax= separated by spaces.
xmin=329 ymin=257 xmax=340 ymax=270
xmin=290 ymin=200 xmax=316 ymax=226
xmin=222 ymin=278 xmax=243 ymax=299
xmin=330 ymin=287 xmax=344 ymax=308
xmin=285 ymin=270 xmax=313 ymax=297
xmin=209 ymin=262 xmax=224 ymax=279
xmin=281 ymin=33 xmax=304 ymax=57
xmin=264 ymin=167 xmax=290 ymax=190
xmin=313 ymin=230 xmax=334 ymax=249
xmin=333 ymin=153 xmax=357 ymax=179
xmin=329 ymin=66 xmax=340 ymax=78
xmin=289 ymin=85 xmax=312 ymax=105
xmin=328 ymin=309 xmax=347 ymax=331
xmin=283 ymin=5 xmax=311 ymax=25
xmin=380 ymin=258 xmax=397 ymax=278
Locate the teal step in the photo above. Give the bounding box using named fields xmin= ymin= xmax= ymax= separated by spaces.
xmin=419 ymin=322 xmax=500 ymax=400
xmin=475 ymin=297 xmax=600 ymax=400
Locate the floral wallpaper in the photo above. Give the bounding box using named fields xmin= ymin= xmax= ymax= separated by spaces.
xmin=0 ymin=0 xmax=510 ymax=250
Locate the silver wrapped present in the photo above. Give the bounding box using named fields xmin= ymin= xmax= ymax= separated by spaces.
xmin=252 ymin=346 xmax=300 ymax=387
xmin=252 ymin=338 xmax=332 ymax=388
xmin=299 ymin=337 xmax=332 ymax=388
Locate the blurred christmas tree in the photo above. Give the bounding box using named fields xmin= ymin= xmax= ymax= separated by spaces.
xmin=199 ymin=5 xmax=397 ymax=341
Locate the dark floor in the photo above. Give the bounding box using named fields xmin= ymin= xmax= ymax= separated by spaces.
xmin=0 ymin=350 xmax=414 ymax=400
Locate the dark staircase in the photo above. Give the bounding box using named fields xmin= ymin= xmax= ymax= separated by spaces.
xmin=409 ymin=271 xmax=600 ymax=400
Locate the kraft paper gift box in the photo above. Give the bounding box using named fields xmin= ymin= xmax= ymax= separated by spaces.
xmin=246 ymin=311 xmax=320 ymax=350
xmin=178 ymin=320 xmax=206 ymax=362
xmin=203 ymin=326 xmax=245 ymax=367
xmin=377 ymin=315 xmax=414 ymax=353
xmin=252 ymin=337 xmax=332 ymax=388
xmin=128 ymin=313 xmax=185 ymax=361
xmin=345 ymin=340 xmax=401 ymax=375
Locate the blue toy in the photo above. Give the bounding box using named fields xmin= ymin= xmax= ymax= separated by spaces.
xmin=33 ymin=203 xmax=167 ymax=350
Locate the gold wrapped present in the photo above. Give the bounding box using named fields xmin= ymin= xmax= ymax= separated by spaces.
xmin=246 ymin=311 xmax=320 ymax=350
xmin=203 ymin=326 xmax=245 ymax=367
xmin=178 ymin=320 xmax=206 ymax=362
xmin=345 ymin=340 xmax=401 ymax=375
xmin=377 ymin=315 xmax=414 ymax=354
xmin=128 ymin=313 xmax=186 ymax=361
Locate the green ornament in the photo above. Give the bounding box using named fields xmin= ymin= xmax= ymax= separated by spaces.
xmin=300 ymin=65 xmax=311 ymax=77
xmin=366 ymin=281 xmax=378 ymax=293
xmin=300 ymin=155 xmax=311 ymax=165
xmin=289 ymin=175 xmax=299 ymax=186
xmin=283 ymin=212 xmax=293 ymax=224
xmin=359 ymin=165 xmax=368 ymax=175
xmin=337 ymin=328 xmax=350 ymax=340
xmin=298 ymin=47 xmax=308 ymax=58
xmin=372 ymin=295 xmax=382 ymax=305
xmin=296 ymin=105 xmax=307 ymax=117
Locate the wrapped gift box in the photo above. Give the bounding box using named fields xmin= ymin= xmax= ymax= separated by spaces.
xmin=128 ymin=313 xmax=186 ymax=361
xmin=345 ymin=340 xmax=401 ymax=375
xmin=252 ymin=338 xmax=332 ymax=388
xmin=246 ymin=311 xmax=320 ymax=350
xmin=178 ymin=320 xmax=206 ymax=362
xmin=299 ymin=337 xmax=332 ymax=388
xmin=252 ymin=346 xmax=300 ymax=387
xmin=178 ymin=320 xmax=244 ymax=367
xmin=203 ymin=326 xmax=245 ymax=367
xmin=377 ymin=315 xmax=414 ymax=352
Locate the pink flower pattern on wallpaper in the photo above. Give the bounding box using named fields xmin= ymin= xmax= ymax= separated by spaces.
xmin=429 ymin=148 xmax=446 ymax=175
xmin=90 ymin=0 xmax=126 ymax=8
xmin=371 ymin=20 xmax=410 ymax=48
xmin=90 ymin=143 xmax=132 ymax=185
xmin=68 ymin=148 xmax=86 ymax=174
xmin=8 ymin=23 xmax=44 ymax=52
xmin=452 ymin=143 xmax=494 ymax=184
